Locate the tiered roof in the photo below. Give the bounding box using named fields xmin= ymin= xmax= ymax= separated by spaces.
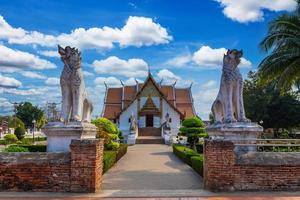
xmin=101 ymin=73 xmax=196 ymax=120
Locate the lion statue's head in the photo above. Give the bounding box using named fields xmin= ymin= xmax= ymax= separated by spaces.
xmin=223 ymin=49 xmax=243 ymax=69
xmin=58 ymin=45 xmax=82 ymax=69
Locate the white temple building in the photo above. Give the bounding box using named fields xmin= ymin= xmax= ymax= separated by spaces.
xmin=101 ymin=73 xmax=196 ymax=144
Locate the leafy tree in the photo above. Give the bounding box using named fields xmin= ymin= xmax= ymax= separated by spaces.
xmin=14 ymin=126 xmax=26 ymax=140
xmin=244 ymin=71 xmax=300 ymax=134
xmin=15 ymin=102 xmax=45 ymax=129
xmin=179 ymin=117 xmax=207 ymax=151
xmin=258 ymin=0 xmax=300 ymax=93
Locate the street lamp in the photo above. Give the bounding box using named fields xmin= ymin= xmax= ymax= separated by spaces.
xmin=32 ymin=119 xmax=36 ymax=144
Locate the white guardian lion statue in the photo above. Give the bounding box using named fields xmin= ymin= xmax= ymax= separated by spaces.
xmin=211 ymin=49 xmax=250 ymax=124
xmin=58 ymin=45 xmax=93 ymax=122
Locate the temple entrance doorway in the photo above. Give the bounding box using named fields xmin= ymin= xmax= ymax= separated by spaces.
xmin=146 ymin=114 xmax=154 ymax=127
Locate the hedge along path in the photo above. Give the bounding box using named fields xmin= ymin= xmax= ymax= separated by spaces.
xmin=102 ymin=144 xmax=203 ymax=190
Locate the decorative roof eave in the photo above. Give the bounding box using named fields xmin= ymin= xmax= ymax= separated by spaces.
xmin=116 ymin=73 xmax=184 ymax=119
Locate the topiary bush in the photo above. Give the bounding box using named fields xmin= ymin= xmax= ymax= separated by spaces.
xmin=179 ymin=117 xmax=208 ymax=151
xmin=172 ymin=144 xmax=200 ymax=166
xmin=92 ymin=117 xmax=121 ymax=150
xmin=4 ymin=134 xmax=18 ymax=144
xmin=191 ymin=155 xmax=204 ymax=176
xmin=4 ymin=145 xmax=29 ymax=152
xmin=92 ymin=117 xmax=119 ymax=135
xmin=103 ymin=151 xmax=117 ymax=173
xmin=105 ymin=141 xmax=120 ymax=151
xmin=116 ymin=144 xmax=128 ymax=161
xmin=14 ymin=126 xmax=26 ymax=140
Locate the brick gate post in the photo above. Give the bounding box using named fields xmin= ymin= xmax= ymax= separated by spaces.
xmin=70 ymin=139 xmax=104 ymax=192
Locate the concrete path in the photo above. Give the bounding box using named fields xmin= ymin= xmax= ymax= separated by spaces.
xmin=102 ymin=144 xmax=203 ymax=190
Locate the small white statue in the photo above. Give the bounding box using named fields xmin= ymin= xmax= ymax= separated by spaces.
xmin=129 ymin=114 xmax=137 ymax=134
xmin=211 ymin=49 xmax=250 ymax=124
xmin=58 ymin=45 xmax=93 ymax=122
xmin=162 ymin=113 xmax=171 ymax=135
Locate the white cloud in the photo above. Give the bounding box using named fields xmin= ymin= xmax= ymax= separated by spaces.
xmin=83 ymin=70 xmax=94 ymax=77
xmin=0 ymin=97 xmax=13 ymax=113
xmin=157 ymin=69 xmax=192 ymax=87
xmin=0 ymin=67 xmax=47 ymax=79
xmin=92 ymin=56 xmax=148 ymax=78
xmin=0 ymin=74 xmax=22 ymax=88
xmin=165 ymin=54 xmax=192 ymax=67
xmin=157 ymin=69 xmax=181 ymax=82
xmin=1 ymin=88 xmax=46 ymax=95
xmin=21 ymin=71 xmax=46 ymax=79
xmin=193 ymin=80 xmax=219 ymax=119
xmin=124 ymin=77 xmax=143 ymax=85
xmin=192 ymin=46 xmax=252 ymax=69
xmin=117 ymin=16 xmax=172 ymax=47
xmin=38 ymin=50 xmax=59 ymax=58
xmin=45 ymin=77 xmax=60 ymax=85
xmin=94 ymin=76 xmax=143 ymax=87
xmin=0 ymin=15 xmax=172 ymax=50
xmin=215 ymin=0 xmax=297 ymax=23
xmin=201 ymin=80 xmax=217 ymax=89
xmin=0 ymin=44 xmax=56 ymax=70
xmin=94 ymin=76 xmax=121 ymax=87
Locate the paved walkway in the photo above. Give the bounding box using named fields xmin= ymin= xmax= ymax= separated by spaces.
xmin=102 ymin=144 xmax=203 ymax=190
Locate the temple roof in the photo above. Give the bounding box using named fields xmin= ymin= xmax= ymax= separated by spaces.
xmin=102 ymin=73 xmax=196 ymax=120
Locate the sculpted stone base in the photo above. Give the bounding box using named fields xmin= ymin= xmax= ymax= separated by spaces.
xmin=42 ymin=122 xmax=97 ymax=152
xmin=207 ymin=122 xmax=263 ymax=140
xmin=206 ymin=122 xmax=263 ymax=152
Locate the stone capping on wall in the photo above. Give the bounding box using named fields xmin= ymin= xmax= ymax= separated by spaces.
xmin=236 ymin=152 xmax=300 ymax=166
xmin=0 ymin=152 xmax=70 ymax=164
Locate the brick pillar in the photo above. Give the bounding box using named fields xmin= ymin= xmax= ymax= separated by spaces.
xmin=204 ymin=139 xmax=235 ymax=192
xmin=70 ymin=139 xmax=104 ymax=193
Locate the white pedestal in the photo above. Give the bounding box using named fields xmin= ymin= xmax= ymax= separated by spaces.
xmin=42 ymin=122 xmax=97 ymax=152
xmin=206 ymin=122 xmax=263 ymax=152
xmin=127 ymin=134 xmax=136 ymax=145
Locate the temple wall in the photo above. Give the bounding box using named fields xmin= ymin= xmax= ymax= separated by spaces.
xmin=119 ymin=100 xmax=137 ymax=135
xmin=162 ymin=100 xmax=180 ymax=135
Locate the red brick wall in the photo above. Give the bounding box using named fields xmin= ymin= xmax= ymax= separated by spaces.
xmin=204 ymin=140 xmax=300 ymax=192
xmin=0 ymin=139 xmax=104 ymax=193
xmin=70 ymin=139 xmax=104 ymax=193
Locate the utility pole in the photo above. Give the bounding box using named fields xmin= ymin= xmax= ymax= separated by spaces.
xmin=10 ymin=102 xmax=19 ymax=129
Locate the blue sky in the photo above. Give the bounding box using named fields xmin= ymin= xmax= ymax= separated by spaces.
xmin=0 ymin=0 xmax=297 ymax=119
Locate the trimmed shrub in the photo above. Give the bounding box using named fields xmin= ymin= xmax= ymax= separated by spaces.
xmin=14 ymin=126 xmax=26 ymax=140
xmin=179 ymin=117 xmax=207 ymax=151
xmin=92 ymin=117 xmax=119 ymax=135
xmin=195 ymin=143 xmax=204 ymax=154
xmin=19 ymin=144 xmax=46 ymax=152
xmin=191 ymin=155 xmax=204 ymax=176
xmin=116 ymin=144 xmax=128 ymax=161
xmin=182 ymin=117 xmax=204 ymax=127
xmin=105 ymin=141 xmax=120 ymax=151
xmin=4 ymin=134 xmax=18 ymax=144
xmin=4 ymin=145 xmax=29 ymax=152
xmin=172 ymin=144 xmax=199 ymax=166
xmin=103 ymin=151 xmax=117 ymax=173
xmin=21 ymin=137 xmax=47 ymax=145
xmin=0 ymin=139 xmax=7 ymax=145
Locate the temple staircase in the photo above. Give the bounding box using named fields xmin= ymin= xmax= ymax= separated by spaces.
xmin=136 ymin=127 xmax=164 ymax=144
